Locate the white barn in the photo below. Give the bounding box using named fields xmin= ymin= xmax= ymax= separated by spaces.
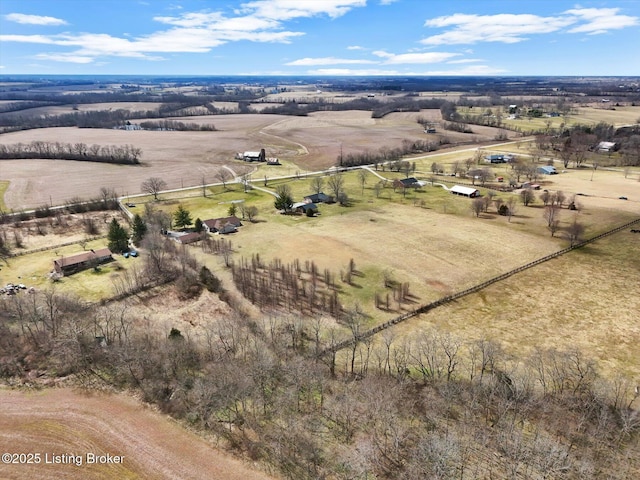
xmin=450 ymin=185 xmax=480 ymax=198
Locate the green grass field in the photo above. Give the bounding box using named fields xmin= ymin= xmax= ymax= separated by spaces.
xmin=0 ymin=180 xmax=9 ymax=211
xmin=1 ymin=239 xmax=133 ymax=302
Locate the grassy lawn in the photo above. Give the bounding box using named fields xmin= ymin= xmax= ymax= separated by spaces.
xmin=127 ymin=183 xmax=275 ymax=224
xmin=0 ymin=180 xmax=8 ymax=211
xmin=0 ymin=239 xmax=135 ymax=302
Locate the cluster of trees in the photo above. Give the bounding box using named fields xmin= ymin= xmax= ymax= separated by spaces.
xmin=1 ymin=287 xmax=638 ymax=479
xmin=138 ymin=120 xmax=216 ymax=131
xmin=0 ymin=141 xmax=141 ymax=164
xmin=0 ymin=188 xmax=120 ymax=230
xmin=231 ymin=255 xmax=342 ymax=316
xmin=337 ymin=139 xmax=441 ymax=168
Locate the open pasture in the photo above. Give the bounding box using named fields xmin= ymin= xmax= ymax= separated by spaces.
xmin=231 ymin=197 xmax=565 ymax=316
xmin=0 ymin=387 xmax=274 ymax=480
xmin=388 ymin=228 xmax=640 ymax=379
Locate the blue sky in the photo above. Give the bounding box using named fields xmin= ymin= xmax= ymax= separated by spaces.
xmin=1 ymin=0 xmax=639 ymax=76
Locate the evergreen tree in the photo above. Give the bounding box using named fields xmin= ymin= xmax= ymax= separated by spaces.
xmin=274 ymin=184 xmax=293 ymax=212
xmin=131 ymin=213 xmax=147 ymax=245
xmin=107 ymin=218 xmax=129 ymax=253
xmin=227 ymin=203 xmax=237 ymax=217
xmin=194 ymin=218 xmax=203 ymax=232
xmin=173 ymin=204 xmax=193 ymax=230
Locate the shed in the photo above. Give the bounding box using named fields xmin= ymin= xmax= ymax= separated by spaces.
xmin=304 ymin=192 xmax=334 ymax=204
xmin=176 ymin=232 xmax=203 ymax=244
xmin=53 ymin=247 xmax=113 ymax=276
xmin=394 ymin=177 xmax=426 ymax=189
xmin=597 ymin=141 xmax=617 ymax=153
xmin=450 ymin=185 xmax=479 ymax=198
xmin=484 ymin=154 xmax=506 ymax=164
xmin=537 ymin=166 xmax=558 ymax=175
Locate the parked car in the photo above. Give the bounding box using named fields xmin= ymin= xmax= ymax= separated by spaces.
xmin=129 ymin=250 xmax=138 ymax=257
xmin=123 ymin=252 xmax=129 ymax=258
xmin=619 ymin=196 xmax=628 ymax=200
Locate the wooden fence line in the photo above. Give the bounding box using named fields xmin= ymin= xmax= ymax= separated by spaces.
xmin=318 ymin=217 xmax=640 ymax=357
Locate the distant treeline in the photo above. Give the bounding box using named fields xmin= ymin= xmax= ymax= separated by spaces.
xmin=0 ymin=106 xmax=220 ymax=133
xmin=337 ymin=138 xmax=445 ymax=168
xmin=258 ymin=96 xmax=449 ymax=118
xmin=138 ymin=120 xmax=216 ymax=131
xmin=0 ymin=141 xmax=141 ymax=164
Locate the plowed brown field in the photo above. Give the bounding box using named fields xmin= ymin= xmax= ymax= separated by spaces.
xmin=0 ymin=387 xmax=276 ymax=480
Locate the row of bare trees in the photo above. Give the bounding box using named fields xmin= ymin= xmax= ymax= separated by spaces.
xmin=0 ymin=141 xmax=141 ymax=164
xmin=231 ymin=255 xmax=342 ymax=316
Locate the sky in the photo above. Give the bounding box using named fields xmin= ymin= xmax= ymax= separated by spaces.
xmin=1 ymin=0 xmax=639 ymax=76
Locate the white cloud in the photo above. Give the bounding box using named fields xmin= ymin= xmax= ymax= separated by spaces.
xmin=0 ymin=34 xmax=57 ymax=44
xmin=286 ymin=57 xmax=376 ymax=66
xmin=4 ymin=13 xmax=68 ymax=26
xmin=373 ymin=50 xmax=460 ymax=64
xmin=423 ymin=13 xmax=572 ymax=45
xmin=347 ymin=45 xmax=365 ymax=50
xmin=422 ymin=8 xmax=638 ymax=45
xmin=1 ymin=0 xmax=365 ymax=64
xmin=564 ymin=7 xmax=638 ymax=34
xmin=379 ymin=0 xmax=399 ymax=5
xmin=447 ymin=58 xmax=483 ymax=64
xmin=35 ymin=53 xmax=96 ymax=64
xmin=236 ymin=0 xmax=366 ymax=21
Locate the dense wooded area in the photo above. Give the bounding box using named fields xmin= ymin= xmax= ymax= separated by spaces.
xmin=2 ymin=283 xmax=638 ymax=479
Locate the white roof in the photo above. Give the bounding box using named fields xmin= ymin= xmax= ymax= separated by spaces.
xmin=450 ymin=185 xmax=478 ymax=195
xmin=243 ymin=151 xmax=261 ymax=157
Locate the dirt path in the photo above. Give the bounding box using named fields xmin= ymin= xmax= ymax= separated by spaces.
xmin=0 ymin=387 xmax=276 ymax=480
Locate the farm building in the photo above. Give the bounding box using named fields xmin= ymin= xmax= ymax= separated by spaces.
xmin=304 ymin=192 xmax=334 ymax=204
xmin=484 ymin=154 xmax=506 ymax=164
xmin=292 ymin=202 xmax=318 ymax=214
xmin=202 ymin=216 xmax=242 ymax=234
xmin=597 ymin=141 xmax=617 ymax=153
xmin=176 ymin=232 xmax=203 ymax=245
xmin=394 ymin=177 xmax=426 ymax=189
xmin=537 ymin=165 xmax=558 ymax=175
xmin=242 ymin=149 xmax=266 ymax=162
xmin=53 ymin=247 xmax=113 ymax=276
xmin=450 ymin=185 xmax=479 ymax=198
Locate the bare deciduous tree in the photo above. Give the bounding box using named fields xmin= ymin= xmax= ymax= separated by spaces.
xmin=141 ymin=177 xmax=167 ymax=200
xmin=506 ymin=196 xmax=518 ymax=222
xmin=310 ymin=176 xmax=324 ymax=195
xmin=544 ymin=205 xmax=561 ymax=237
xmin=216 ymin=169 xmax=230 ymax=189
xmin=327 ymin=173 xmax=345 ymax=200
xmin=567 ymin=216 xmax=585 ymax=246
xmin=471 ymin=197 xmax=484 ymax=217
xmin=520 ymin=188 xmax=535 ymax=206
